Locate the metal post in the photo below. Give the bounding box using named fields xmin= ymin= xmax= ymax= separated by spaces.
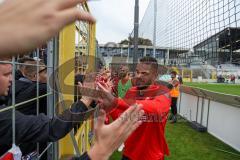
xmin=127 ymin=43 xmax=130 ymax=63
xmin=206 ymin=99 xmax=210 ymax=130
xmin=178 ymin=92 xmax=182 ymax=115
xmin=153 ymin=0 xmax=157 ymax=58
xmin=120 ymin=47 xmax=122 ymax=57
xmin=200 ymin=98 xmax=205 ymax=125
xmin=230 ymin=43 xmax=233 ymax=64
xmin=166 ymin=49 xmax=169 ymax=65
xmin=229 ymin=29 xmax=233 ymax=64
xmin=144 ymin=47 xmax=147 ymax=57
xmin=128 ymin=33 xmax=131 ymax=63
xmin=36 ymin=48 xmax=40 ymax=159
xmin=47 ymin=39 xmax=55 ymax=160
xmin=53 ymin=36 xmax=59 ymax=160
xmin=11 ymin=57 xmax=16 ymax=145
xmin=196 ymin=97 xmax=199 ymax=122
xmin=133 ymin=0 xmax=139 ymax=67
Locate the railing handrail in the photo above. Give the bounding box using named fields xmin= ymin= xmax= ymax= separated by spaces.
xmin=180 ymin=85 xmax=240 ymax=108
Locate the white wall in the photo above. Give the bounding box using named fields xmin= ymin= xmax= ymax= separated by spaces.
xmin=179 ymin=92 xmax=240 ymax=152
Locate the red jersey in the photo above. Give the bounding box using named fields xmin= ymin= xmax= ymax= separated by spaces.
xmin=110 ymin=85 xmax=171 ymax=160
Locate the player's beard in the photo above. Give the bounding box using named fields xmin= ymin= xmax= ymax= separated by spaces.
xmin=136 ymin=79 xmax=152 ymax=90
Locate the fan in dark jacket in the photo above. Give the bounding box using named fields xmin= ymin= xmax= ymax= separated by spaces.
xmin=0 ymin=60 xmax=93 ymax=158
xmin=0 ymin=98 xmax=91 ymax=157
xmin=15 ymin=57 xmax=35 ymax=80
xmin=9 ymin=60 xmax=48 ymax=115
xmin=7 ymin=61 xmax=48 ymax=157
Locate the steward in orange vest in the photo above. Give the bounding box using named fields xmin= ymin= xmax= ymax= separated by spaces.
xmin=169 ymin=71 xmax=180 ymax=123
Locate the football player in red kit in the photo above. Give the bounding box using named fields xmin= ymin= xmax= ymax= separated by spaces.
xmin=97 ymin=57 xmax=171 ymax=160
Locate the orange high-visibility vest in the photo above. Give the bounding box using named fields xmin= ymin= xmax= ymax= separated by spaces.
xmin=169 ymin=78 xmax=180 ymax=97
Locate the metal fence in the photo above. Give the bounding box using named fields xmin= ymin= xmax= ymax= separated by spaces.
xmin=0 ymin=2 xmax=96 ymax=160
